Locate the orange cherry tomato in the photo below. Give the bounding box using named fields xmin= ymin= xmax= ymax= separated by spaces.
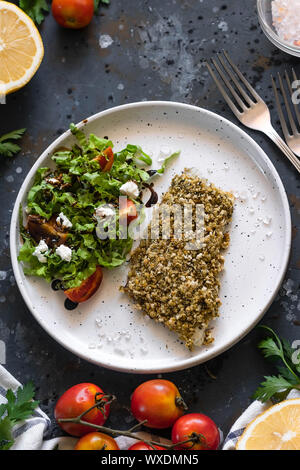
xmin=64 ymin=266 xmax=103 ymax=303
xmin=55 ymin=383 xmax=110 ymax=436
xmin=131 ymin=380 xmax=186 ymax=429
xmin=94 ymin=147 xmax=114 ymax=172
xmin=171 ymin=413 xmax=220 ymax=450
xmin=75 ymin=432 xmax=119 ymax=450
xmin=52 ymin=0 xmax=94 ymax=29
xmin=128 ymin=442 xmax=166 ymax=450
xmin=119 ymin=199 xmax=138 ymax=225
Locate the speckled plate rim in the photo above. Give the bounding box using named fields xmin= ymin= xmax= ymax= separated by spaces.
xmin=10 ymin=101 xmax=292 ymax=373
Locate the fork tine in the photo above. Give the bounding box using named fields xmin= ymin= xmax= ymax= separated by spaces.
xmin=206 ymin=62 xmax=242 ymax=118
xmin=286 ymin=69 xmax=300 ymax=129
xmin=210 ymin=57 xmax=247 ymax=111
xmin=223 ymin=50 xmax=262 ymax=102
xmin=271 ymin=75 xmax=290 ymax=141
xmin=217 ymin=53 xmax=254 ymax=106
xmin=277 ymin=72 xmax=298 ymax=135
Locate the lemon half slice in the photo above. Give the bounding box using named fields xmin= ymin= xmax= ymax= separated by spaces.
xmin=237 ymin=398 xmax=300 ymax=450
xmin=0 ymin=1 xmax=44 ymax=95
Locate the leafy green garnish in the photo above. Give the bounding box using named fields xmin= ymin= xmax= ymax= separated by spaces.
xmin=253 ymin=326 xmax=300 ymax=403
xmin=0 ymin=383 xmax=39 ymax=450
xmin=19 ymin=0 xmax=49 ymax=25
xmin=157 ymin=151 xmax=180 ymax=174
xmin=94 ymin=0 xmax=110 ymax=13
xmin=0 ymin=128 xmax=26 ymax=157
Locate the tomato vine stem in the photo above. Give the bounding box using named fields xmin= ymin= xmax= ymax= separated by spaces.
xmin=57 ymin=400 xmax=197 ymax=450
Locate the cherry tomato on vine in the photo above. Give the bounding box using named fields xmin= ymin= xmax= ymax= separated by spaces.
xmin=131 ymin=380 xmax=187 ymax=429
xmin=52 ymin=0 xmax=94 ymax=29
xmin=171 ymin=413 xmax=220 ymax=450
xmin=75 ymin=432 xmax=119 ymax=450
xmin=55 ymin=383 xmax=111 ymax=436
xmin=128 ymin=442 xmax=166 ymax=450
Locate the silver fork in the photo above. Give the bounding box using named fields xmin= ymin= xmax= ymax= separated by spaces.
xmin=206 ymin=51 xmax=300 ymax=174
xmin=272 ymin=70 xmax=300 ymax=158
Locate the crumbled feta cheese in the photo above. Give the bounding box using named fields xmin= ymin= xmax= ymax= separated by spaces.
xmin=120 ymin=181 xmax=139 ymax=199
xmin=47 ymin=177 xmax=60 ymax=185
xmin=33 ymin=240 xmax=48 ymax=264
xmin=56 ymin=212 xmax=72 ymax=229
xmin=95 ymin=205 xmax=115 ymax=219
xmin=55 ymin=245 xmax=72 ymax=262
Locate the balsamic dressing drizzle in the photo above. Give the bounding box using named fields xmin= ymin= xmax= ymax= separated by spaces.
xmin=143 ymin=183 xmax=158 ymax=208
xmin=64 ymin=298 xmax=79 ymax=311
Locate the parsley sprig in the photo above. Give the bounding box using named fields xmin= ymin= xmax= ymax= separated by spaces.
xmin=0 ymin=128 xmax=26 ymax=157
xmin=0 ymin=382 xmax=39 ymax=450
xmin=253 ymin=326 xmax=300 ymax=403
xmin=94 ymin=0 xmax=110 ymax=12
xmin=19 ymin=0 xmax=49 ymax=25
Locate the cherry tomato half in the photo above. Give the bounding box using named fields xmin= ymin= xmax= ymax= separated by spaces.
xmin=52 ymin=0 xmax=94 ymax=29
xmin=119 ymin=199 xmax=138 ymax=225
xmin=131 ymin=379 xmax=187 ymax=429
xmin=94 ymin=147 xmax=114 ymax=172
xmin=171 ymin=413 xmax=220 ymax=450
xmin=64 ymin=266 xmax=103 ymax=303
xmin=55 ymin=383 xmax=110 ymax=436
xmin=128 ymin=442 xmax=166 ymax=450
xmin=75 ymin=432 xmax=119 ymax=450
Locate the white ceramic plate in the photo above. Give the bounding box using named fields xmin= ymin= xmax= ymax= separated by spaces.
xmin=10 ymin=102 xmax=291 ymax=373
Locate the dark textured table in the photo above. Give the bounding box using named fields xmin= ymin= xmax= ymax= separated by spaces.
xmin=1 ymin=0 xmax=299 ymax=440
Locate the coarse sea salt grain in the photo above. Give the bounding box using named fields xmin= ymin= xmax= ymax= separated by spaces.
xmin=272 ymin=0 xmax=300 ymax=47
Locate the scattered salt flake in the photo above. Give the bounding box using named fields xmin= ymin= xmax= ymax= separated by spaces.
xmin=0 ymin=296 xmax=5 ymax=303
xmin=263 ymin=216 xmax=272 ymax=226
xmin=266 ymin=231 xmax=273 ymax=238
xmin=218 ymin=21 xmax=228 ymax=32
xmin=249 ymin=207 xmax=255 ymax=215
xmin=0 ymin=271 xmax=7 ymax=281
xmin=99 ymin=34 xmax=114 ymax=49
xmin=16 ymin=167 xmax=22 ymax=174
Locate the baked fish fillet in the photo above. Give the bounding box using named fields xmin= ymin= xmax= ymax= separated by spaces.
xmin=121 ymin=171 xmax=234 ymax=350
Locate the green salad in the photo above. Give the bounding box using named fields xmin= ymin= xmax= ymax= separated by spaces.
xmin=18 ymin=124 xmax=179 ymax=291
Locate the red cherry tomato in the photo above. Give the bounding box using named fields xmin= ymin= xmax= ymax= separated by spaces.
xmin=171 ymin=413 xmax=220 ymax=450
xmin=131 ymin=380 xmax=186 ymax=429
xmin=55 ymin=383 xmax=110 ymax=436
xmin=95 ymin=147 xmax=114 ymax=172
xmin=119 ymin=199 xmax=138 ymax=225
xmin=52 ymin=0 xmax=94 ymax=29
xmin=64 ymin=266 xmax=103 ymax=303
xmin=128 ymin=442 xmax=166 ymax=450
xmin=75 ymin=432 xmax=119 ymax=450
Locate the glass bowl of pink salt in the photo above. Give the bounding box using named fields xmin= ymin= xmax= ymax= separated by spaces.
xmin=257 ymin=0 xmax=300 ymax=57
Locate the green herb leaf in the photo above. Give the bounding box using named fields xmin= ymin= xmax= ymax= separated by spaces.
xmin=0 ymin=128 xmax=26 ymax=157
xmin=254 ymin=326 xmax=300 ymax=403
xmin=0 ymin=383 xmax=39 ymax=450
xmin=157 ymin=151 xmax=180 ymax=174
xmin=19 ymin=0 xmax=49 ymax=25
xmin=253 ymin=375 xmax=295 ymax=403
xmin=94 ymin=0 xmax=110 ymax=12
